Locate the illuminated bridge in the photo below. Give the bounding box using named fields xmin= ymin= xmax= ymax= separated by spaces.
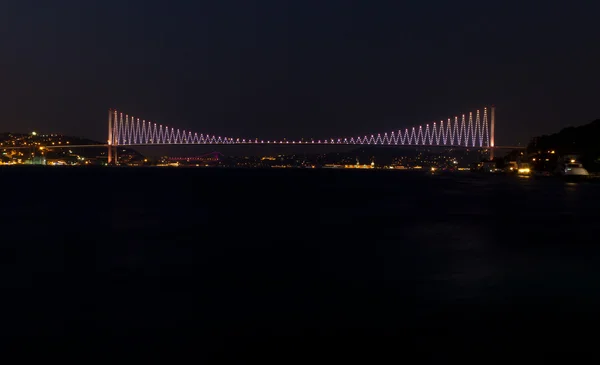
xmin=106 ymin=106 xmax=498 ymax=163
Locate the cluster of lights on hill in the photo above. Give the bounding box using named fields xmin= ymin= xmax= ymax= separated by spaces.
xmin=109 ymin=108 xmax=491 ymax=148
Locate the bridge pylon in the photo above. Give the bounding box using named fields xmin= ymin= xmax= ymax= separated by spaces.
xmin=490 ymin=105 xmax=496 ymax=160
xmin=108 ymin=109 xmax=113 ymax=164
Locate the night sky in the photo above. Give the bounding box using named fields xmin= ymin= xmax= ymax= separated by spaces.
xmin=1 ymin=0 xmax=599 ymax=146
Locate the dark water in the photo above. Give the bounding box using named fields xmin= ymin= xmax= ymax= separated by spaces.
xmin=2 ymin=167 xmax=599 ymax=357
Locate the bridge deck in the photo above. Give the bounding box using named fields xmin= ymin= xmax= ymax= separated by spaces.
xmin=3 ymin=143 xmax=523 ymax=149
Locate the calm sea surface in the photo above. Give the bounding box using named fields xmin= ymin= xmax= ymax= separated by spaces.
xmin=1 ymin=167 xmax=599 ymax=356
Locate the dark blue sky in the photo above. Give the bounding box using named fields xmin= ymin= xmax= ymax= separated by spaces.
xmin=1 ymin=0 xmax=599 ymax=146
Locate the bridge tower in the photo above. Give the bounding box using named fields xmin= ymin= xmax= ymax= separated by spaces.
xmin=108 ymin=109 xmax=113 ymax=164
xmin=490 ymin=105 xmax=496 ymax=160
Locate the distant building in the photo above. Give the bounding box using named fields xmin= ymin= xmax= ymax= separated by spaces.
xmin=25 ymin=156 xmax=46 ymax=165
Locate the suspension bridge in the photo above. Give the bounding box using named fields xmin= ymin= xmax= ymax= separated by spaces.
xmin=107 ymin=106 xmax=501 ymax=164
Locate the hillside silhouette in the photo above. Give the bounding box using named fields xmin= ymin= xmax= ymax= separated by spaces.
xmin=528 ymin=119 xmax=600 ymax=170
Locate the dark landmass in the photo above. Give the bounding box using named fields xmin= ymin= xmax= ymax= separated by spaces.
xmin=528 ymin=119 xmax=600 ymax=171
